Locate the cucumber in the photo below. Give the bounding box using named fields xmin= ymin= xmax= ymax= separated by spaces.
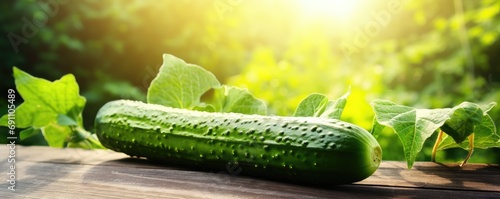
xmin=95 ymin=100 xmax=381 ymax=184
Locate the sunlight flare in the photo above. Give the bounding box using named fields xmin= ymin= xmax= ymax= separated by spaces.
xmin=296 ymin=0 xmax=361 ymax=21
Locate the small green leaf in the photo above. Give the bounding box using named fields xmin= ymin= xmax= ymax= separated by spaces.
xmin=294 ymin=89 xmax=350 ymax=119
xmin=147 ymin=54 xmax=221 ymax=109
xmin=371 ymin=99 xmax=452 ymax=168
xmin=320 ymin=89 xmax=350 ymax=119
xmin=20 ymin=127 xmax=41 ymax=141
xmin=192 ymin=103 xmax=216 ymax=112
xmin=293 ymin=93 xmax=328 ymax=117
xmin=212 ymin=85 xmax=267 ymax=115
xmin=370 ymin=117 xmax=385 ymax=139
xmin=41 ymin=123 xmax=72 ymax=148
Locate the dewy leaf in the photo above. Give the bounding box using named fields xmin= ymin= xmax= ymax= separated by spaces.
xmin=440 ymin=102 xmax=484 ymax=143
xmin=147 ymin=54 xmax=220 ymax=109
xmin=212 ymin=85 xmax=267 ymax=115
xmin=0 ymin=67 xmax=86 ymax=128
xmin=371 ymin=99 xmax=452 ymax=168
xmin=293 ymin=89 xmax=350 ymax=119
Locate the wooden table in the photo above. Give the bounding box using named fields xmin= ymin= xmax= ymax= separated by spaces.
xmin=0 ymin=146 xmax=498 ymax=198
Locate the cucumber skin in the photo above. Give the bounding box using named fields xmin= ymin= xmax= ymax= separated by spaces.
xmin=95 ymin=100 xmax=382 ymax=185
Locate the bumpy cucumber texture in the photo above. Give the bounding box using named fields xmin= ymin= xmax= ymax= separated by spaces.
xmin=95 ymin=100 xmax=382 ymax=184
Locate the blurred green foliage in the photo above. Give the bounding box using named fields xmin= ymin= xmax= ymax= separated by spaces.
xmin=1 ymin=0 xmax=499 ymax=163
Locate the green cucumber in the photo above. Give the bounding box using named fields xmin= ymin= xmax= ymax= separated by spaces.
xmin=95 ymin=100 xmax=381 ymax=184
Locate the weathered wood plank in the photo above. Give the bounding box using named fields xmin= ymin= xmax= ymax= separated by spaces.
xmin=0 ymin=146 xmax=499 ymax=198
xmin=357 ymin=161 xmax=500 ymax=192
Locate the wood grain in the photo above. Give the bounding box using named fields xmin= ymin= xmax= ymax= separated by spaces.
xmin=0 ymin=146 xmax=499 ymax=198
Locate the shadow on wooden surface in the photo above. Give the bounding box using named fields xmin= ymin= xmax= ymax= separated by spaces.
xmin=367 ymin=161 xmax=500 ymax=192
xmin=413 ymin=162 xmax=500 ymax=191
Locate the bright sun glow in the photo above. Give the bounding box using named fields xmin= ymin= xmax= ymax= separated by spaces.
xmin=296 ymin=0 xmax=361 ymax=21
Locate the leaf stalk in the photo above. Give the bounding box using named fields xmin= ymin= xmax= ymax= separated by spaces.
xmin=460 ymin=133 xmax=474 ymax=167
xmin=431 ymin=130 xmax=444 ymax=162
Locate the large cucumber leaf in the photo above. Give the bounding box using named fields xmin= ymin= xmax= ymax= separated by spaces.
xmin=371 ymin=100 xmax=498 ymax=169
xmin=147 ymin=54 xmax=266 ymax=115
xmin=371 ymin=99 xmax=451 ymax=168
xmin=147 ymin=54 xmax=221 ymax=109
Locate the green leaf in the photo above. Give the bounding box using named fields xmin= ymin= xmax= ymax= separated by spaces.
xmin=438 ymin=114 xmax=499 ymax=150
xmin=41 ymin=122 xmax=73 ymax=148
xmin=0 ymin=116 xmax=6 ymax=126
xmin=192 ymin=103 xmax=216 ymax=112
xmin=440 ymin=102 xmax=484 ymax=143
xmin=437 ymin=102 xmax=499 ymax=150
xmin=0 ymin=67 xmax=103 ymax=149
xmin=147 ymin=54 xmax=221 ymax=109
xmin=293 ymin=89 xmax=350 ymax=119
xmin=57 ymin=114 xmax=79 ymax=126
xmin=321 ymin=89 xmax=350 ymax=119
xmin=293 ymin=93 xmax=328 ymax=117
xmin=0 ymin=67 xmax=86 ymax=128
xmin=212 ymin=85 xmax=267 ymax=115
xmin=472 ymin=114 xmax=499 ymax=148
xmin=370 ymin=117 xmax=385 ymax=139
xmin=67 ymin=133 xmax=104 ymax=149
xmin=371 ymin=99 xmax=452 ymax=168
xmin=20 ymin=127 xmax=41 ymax=141
xmin=146 ymin=54 xmax=267 ymax=116
xmin=480 ymin=102 xmax=497 ymax=113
